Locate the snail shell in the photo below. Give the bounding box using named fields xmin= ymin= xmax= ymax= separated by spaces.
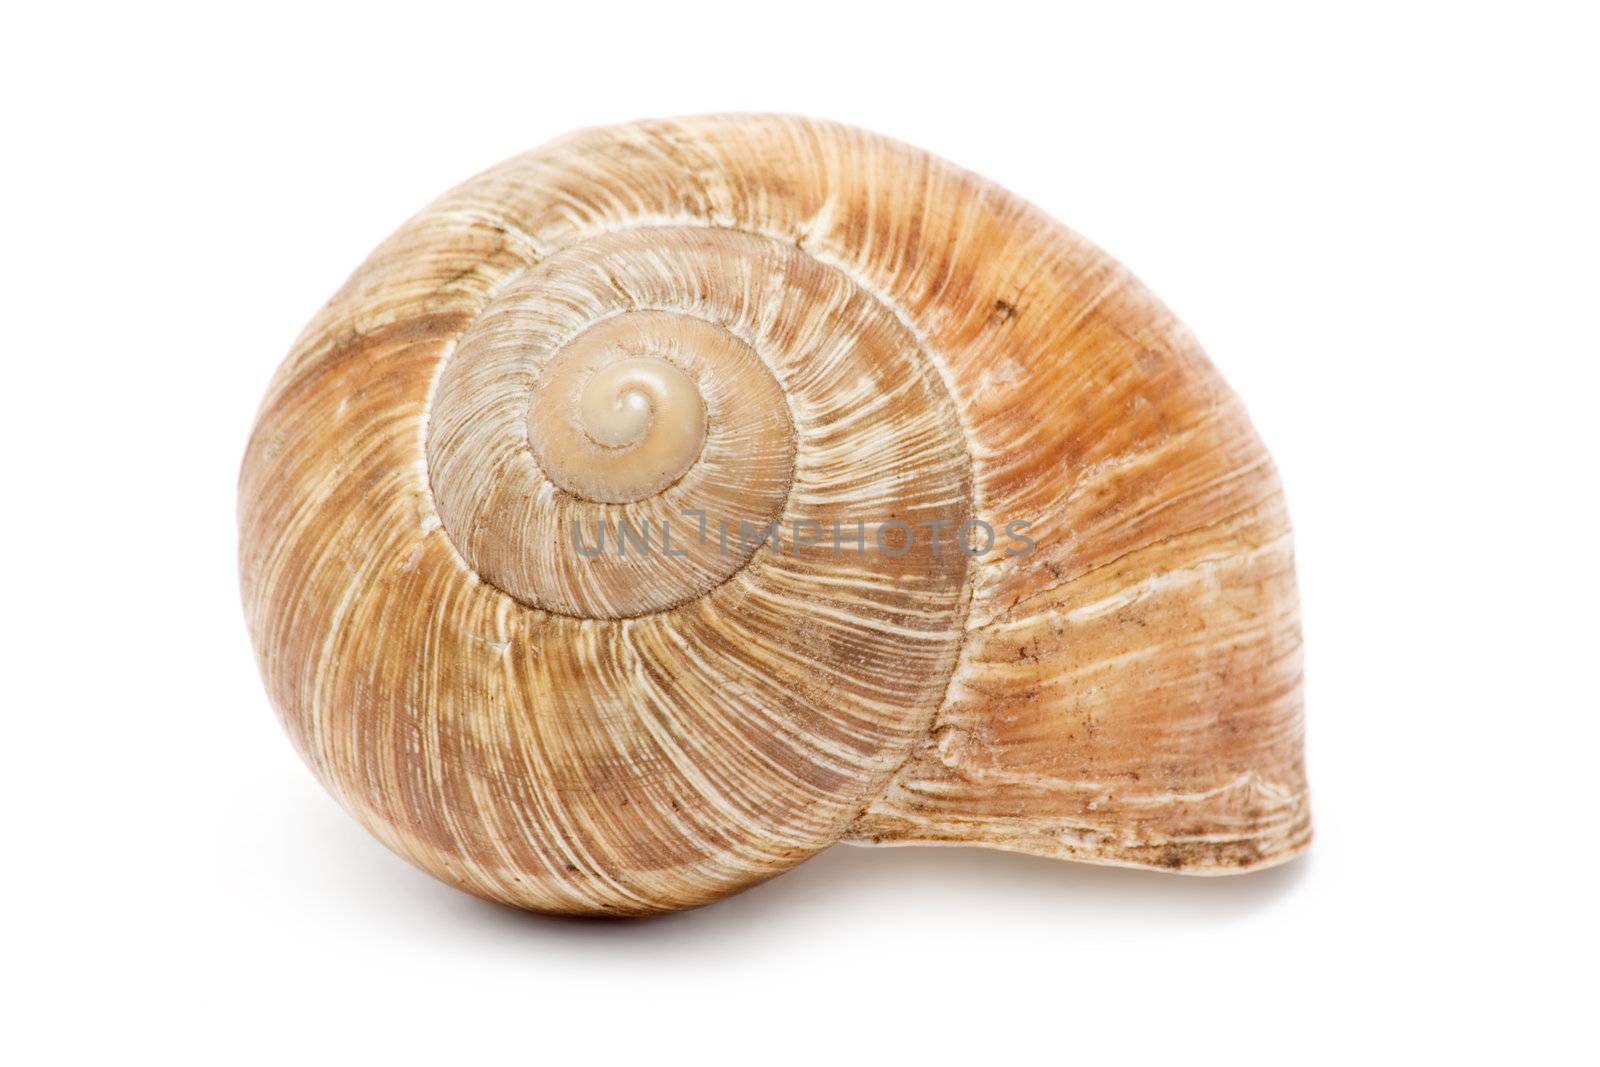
xmin=239 ymin=115 xmax=1309 ymax=915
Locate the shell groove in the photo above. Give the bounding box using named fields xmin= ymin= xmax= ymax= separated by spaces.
xmin=239 ymin=115 xmax=1309 ymax=915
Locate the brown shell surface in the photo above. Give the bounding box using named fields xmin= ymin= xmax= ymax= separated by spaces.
xmin=239 ymin=115 xmax=1309 ymax=915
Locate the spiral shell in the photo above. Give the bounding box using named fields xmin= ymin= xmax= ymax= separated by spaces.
xmin=239 ymin=115 xmax=1309 ymax=915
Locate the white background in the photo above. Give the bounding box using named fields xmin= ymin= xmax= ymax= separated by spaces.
xmin=6 ymin=3 xmax=1596 ymax=1063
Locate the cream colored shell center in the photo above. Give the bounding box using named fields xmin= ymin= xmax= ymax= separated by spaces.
xmin=533 ymin=353 xmax=708 ymax=503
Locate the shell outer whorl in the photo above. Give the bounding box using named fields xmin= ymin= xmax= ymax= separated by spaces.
xmin=238 ymin=114 xmax=1310 ymax=915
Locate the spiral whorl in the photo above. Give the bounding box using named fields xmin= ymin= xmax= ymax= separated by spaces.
xmin=425 ymin=226 xmax=967 ymax=621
